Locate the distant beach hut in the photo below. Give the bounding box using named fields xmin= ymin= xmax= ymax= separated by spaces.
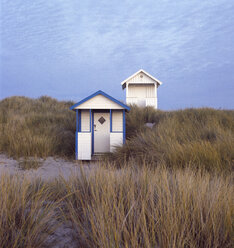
xmin=121 ymin=69 xmax=162 ymax=108
xmin=70 ymin=90 xmax=130 ymax=160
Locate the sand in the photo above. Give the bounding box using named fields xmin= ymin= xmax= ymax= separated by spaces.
xmin=0 ymin=153 xmax=97 ymax=248
xmin=0 ymin=153 xmax=96 ymax=180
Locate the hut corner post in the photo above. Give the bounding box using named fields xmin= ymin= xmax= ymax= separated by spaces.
xmin=91 ymin=110 xmax=94 ymax=155
xmin=110 ymin=109 xmax=112 ymax=132
xmin=75 ymin=109 xmax=78 ymax=160
xmin=123 ymin=109 xmax=126 ymax=144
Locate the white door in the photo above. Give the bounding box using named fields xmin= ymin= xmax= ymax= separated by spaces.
xmin=94 ymin=112 xmax=110 ymax=153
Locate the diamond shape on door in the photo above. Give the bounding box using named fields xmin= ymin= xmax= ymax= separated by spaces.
xmin=98 ymin=116 xmax=106 ymax=124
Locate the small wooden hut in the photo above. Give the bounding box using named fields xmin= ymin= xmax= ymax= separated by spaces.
xmin=70 ymin=90 xmax=130 ymax=160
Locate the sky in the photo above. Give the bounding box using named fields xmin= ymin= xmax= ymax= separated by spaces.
xmin=0 ymin=0 xmax=234 ymax=110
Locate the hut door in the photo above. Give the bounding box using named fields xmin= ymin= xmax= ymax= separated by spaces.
xmin=94 ymin=112 xmax=110 ymax=153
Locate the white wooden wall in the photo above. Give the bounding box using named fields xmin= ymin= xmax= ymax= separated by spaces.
xmin=81 ymin=110 xmax=90 ymax=131
xmin=128 ymin=84 xmax=155 ymax=98
xmin=112 ymin=110 xmax=123 ymax=132
xmin=78 ymin=133 xmax=91 ymax=160
xmin=110 ymin=133 xmax=123 ymax=152
xmin=126 ymin=84 xmax=157 ymax=108
xmin=110 ymin=110 xmax=123 ymax=152
xmin=78 ymin=110 xmax=91 ymax=160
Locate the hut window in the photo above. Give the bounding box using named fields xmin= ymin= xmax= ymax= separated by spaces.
xmin=98 ymin=116 xmax=106 ymax=124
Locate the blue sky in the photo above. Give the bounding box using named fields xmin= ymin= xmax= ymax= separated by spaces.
xmin=0 ymin=0 xmax=234 ymax=110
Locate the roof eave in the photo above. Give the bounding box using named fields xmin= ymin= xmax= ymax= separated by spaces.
xmin=121 ymin=69 xmax=163 ymax=86
xmin=70 ymin=90 xmax=130 ymax=111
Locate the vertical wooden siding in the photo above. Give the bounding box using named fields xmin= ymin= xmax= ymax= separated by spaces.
xmin=81 ymin=110 xmax=90 ymax=132
xmin=112 ymin=110 xmax=123 ymax=132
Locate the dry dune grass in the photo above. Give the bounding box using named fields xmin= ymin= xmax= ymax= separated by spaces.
xmin=0 ymin=166 xmax=233 ymax=248
xmin=0 ymin=174 xmax=60 ymax=248
xmin=0 ymin=96 xmax=233 ymax=247
xmin=0 ymin=96 xmax=75 ymax=158
xmin=1 ymin=97 xmax=233 ymax=173
xmin=59 ymin=165 xmax=233 ymax=248
xmin=110 ymin=106 xmax=234 ymax=172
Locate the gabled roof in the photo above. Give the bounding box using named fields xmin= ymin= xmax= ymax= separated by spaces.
xmin=121 ymin=69 xmax=163 ymax=89
xmin=70 ymin=90 xmax=130 ymax=111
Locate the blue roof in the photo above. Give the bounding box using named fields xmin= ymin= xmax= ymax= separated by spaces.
xmin=70 ymin=90 xmax=130 ymax=111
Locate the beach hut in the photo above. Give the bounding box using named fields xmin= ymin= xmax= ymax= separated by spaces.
xmin=121 ymin=69 xmax=162 ymax=108
xmin=70 ymin=90 xmax=130 ymax=160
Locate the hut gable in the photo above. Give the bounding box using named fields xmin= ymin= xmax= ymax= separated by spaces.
xmin=121 ymin=69 xmax=162 ymax=89
xmin=77 ymin=94 xmax=124 ymax=109
xmin=126 ymin=71 xmax=155 ymax=85
xmin=70 ymin=90 xmax=130 ymax=110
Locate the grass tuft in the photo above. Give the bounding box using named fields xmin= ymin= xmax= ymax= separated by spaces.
xmin=0 ymin=97 xmax=233 ymax=247
xmin=110 ymin=106 xmax=234 ymax=172
xmin=61 ymin=165 xmax=233 ymax=248
xmin=0 ymin=165 xmax=233 ymax=248
xmin=0 ymin=96 xmax=75 ymax=158
xmin=0 ymin=174 xmax=60 ymax=248
xmin=18 ymin=157 xmax=43 ymax=170
xmin=1 ymin=97 xmax=233 ymax=173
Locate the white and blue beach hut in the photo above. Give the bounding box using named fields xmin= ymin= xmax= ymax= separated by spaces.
xmin=70 ymin=90 xmax=130 ymax=160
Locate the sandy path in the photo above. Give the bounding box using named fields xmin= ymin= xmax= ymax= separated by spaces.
xmin=0 ymin=153 xmax=96 ymax=180
xmin=0 ymin=153 xmax=98 ymax=248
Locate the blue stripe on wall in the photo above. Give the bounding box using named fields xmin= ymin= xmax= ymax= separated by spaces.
xmin=110 ymin=109 xmax=112 ymax=132
xmin=92 ymin=110 xmax=94 ymax=155
xmin=75 ymin=131 xmax=78 ymax=160
xmin=76 ymin=109 xmax=78 ymax=132
xmin=89 ymin=109 xmax=92 ymax=132
xmin=78 ymin=110 xmax=81 ymax=132
xmin=123 ymin=110 xmax=126 ymax=144
xmin=75 ymin=110 xmax=78 ymax=160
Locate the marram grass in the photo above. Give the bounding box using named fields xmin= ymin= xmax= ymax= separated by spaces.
xmin=0 ymin=174 xmax=60 ymax=248
xmin=0 ymin=96 xmax=75 ymax=158
xmin=0 ymin=97 xmax=233 ymax=172
xmin=0 ymin=96 xmax=233 ymax=247
xmin=0 ymin=165 xmax=233 ymax=248
xmin=60 ymin=165 xmax=233 ymax=248
xmin=110 ymin=106 xmax=234 ymax=172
